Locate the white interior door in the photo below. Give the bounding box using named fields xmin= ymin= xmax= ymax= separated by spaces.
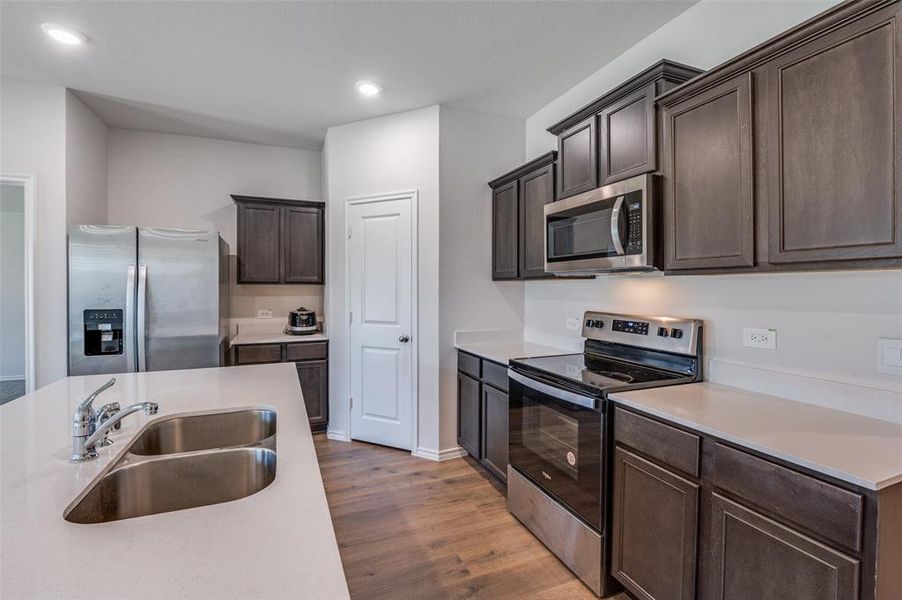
xmin=347 ymin=194 xmax=415 ymax=450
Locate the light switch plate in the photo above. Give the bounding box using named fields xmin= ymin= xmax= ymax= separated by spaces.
xmin=256 ymin=309 xmax=273 ymax=319
xmin=743 ymin=327 xmax=776 ymax=349
xmin=877 ymin=338 xmax=902 ymax=376
xmin=566 ymin=317 xmax=581 ymax=332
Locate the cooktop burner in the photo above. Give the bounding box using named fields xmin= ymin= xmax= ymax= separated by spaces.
xmin=512 ymin=352 xmax=681 ymax=391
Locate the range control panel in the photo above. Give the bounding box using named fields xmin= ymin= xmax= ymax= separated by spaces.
xmin=582 ymin=311 xmax=701 ymax=356
xmin=83 ymin=309 xmax=124 ymax=356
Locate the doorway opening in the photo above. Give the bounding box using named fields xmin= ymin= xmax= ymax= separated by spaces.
xmin=0 ymin=175 xmax=35 ymax=403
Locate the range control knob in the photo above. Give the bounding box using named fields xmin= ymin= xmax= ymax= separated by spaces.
xmin=670 ymin=328 xmax=684 ymax=339
xmin=657 ymin=327 xmax=669 ymax=337
xmin=585 ymin=319 xmax=593 ymax=328
xmin=594 ymin=320 xmax=605 ymax=329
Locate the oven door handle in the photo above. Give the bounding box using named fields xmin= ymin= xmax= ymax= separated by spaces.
xmin=508 ymin=369 xmax=598 ymax=410
xmin=610 ymin=194 xmax=625 ymax=255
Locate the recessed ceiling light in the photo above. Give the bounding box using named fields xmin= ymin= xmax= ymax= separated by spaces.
xmin=41 ymin=23 xmax=86 ymax=46
xmin=356 ymin=81 xmax=382 ymax=97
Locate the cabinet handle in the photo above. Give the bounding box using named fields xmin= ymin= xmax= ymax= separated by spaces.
xmin=399 ymin=335 xmax=410 ymax=343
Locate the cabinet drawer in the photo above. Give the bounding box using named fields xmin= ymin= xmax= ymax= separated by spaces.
xmin=615 ymin=408 xmax=700 ymax=477
xmin=458 ymin=351 xmax=481 ymax=379
xmin=285 ymin=342 xmax=328 ymax=361
xmin=234 ymin=344 xmax=282 ymax=365
xmin=712 ymin=443 xmax=863 ymax=552
xmin=481 ymin=359 xmax=508 ymax=393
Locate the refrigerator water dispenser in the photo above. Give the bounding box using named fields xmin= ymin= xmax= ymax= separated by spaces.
xmin=83 ymin=309 xmax=124 ymax=356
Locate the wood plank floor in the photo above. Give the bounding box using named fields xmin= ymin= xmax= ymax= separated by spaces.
xmin=315 ymin=436 xmax=627 ymax=600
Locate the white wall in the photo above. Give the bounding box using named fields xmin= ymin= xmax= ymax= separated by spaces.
xmin=523 ymin=0 xmax=902 ymax=422
xmin=0 ymin=184 xmax=25 ymax=379
xmin=438 ymin=106 xmax=524 ymax=450
xmin=322 ymin=106 xmax=441 ymax=454
xmin=0 ymin=78 xmax=68 ymax=387
xmin=107 ymin=129 xmax=324 ymax=320
xmin=65 ymin=91 xmax=108 ymax=225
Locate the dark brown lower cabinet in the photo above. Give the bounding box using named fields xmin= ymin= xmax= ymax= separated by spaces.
xmin=481 ymin=383 xmax=508 ymax=482
xmin=703 ymin=493 xmax=859 ymax=600
xmin=612 ymin=446 xmax=698 ymax=600
xmin=457 ymin=372 xmax=481 ymax=457
xmin=295 ymin=359 xmax=328 ymax=432
xmin=233 ymin=341 xmax=328 ymax=433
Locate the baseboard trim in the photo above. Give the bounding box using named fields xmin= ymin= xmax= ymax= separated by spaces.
xmin=326 ymin=429 xmax=350 ymax=442
xmin=414 ymin=446 xmax=468 ymax=462
xmin=0 ymin=375 xmax=25 ymax=382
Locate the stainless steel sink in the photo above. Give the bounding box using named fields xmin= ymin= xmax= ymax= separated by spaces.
xmin=127 ymin=408 xmax=276 ymax=455
xmin=64 ymin=408 xmax=277 ymax=524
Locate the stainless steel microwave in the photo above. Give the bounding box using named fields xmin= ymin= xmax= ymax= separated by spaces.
xmin=544 ymin=174 xmax=656 ymax=274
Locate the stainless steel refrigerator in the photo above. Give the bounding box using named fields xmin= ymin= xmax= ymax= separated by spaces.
xmin=68 ymin=226 xmax=230 ymax=376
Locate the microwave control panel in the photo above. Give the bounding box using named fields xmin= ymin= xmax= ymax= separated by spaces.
xmin=621 ymin=191 xmax=644 ymax=255
xmin=612 ymin=319 xmax=649 ymax=335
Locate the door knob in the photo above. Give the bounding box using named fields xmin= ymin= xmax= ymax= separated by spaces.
xmin=399 ymin=335 xmax=410 ymax=343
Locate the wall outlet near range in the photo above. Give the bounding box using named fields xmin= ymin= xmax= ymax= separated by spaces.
xmin=743 ymin=327 xmax=776 ymax=349
xmin=566 ymin=317 xmax=581 ymax=331
xmin=256 ymin=309 xmax=273 ymax=319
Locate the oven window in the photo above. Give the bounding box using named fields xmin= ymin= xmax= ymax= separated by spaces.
xmin=523 ymin=404 xmax=580 ymax=479
xmin=546 ymin=199 xmax=618 ymax=262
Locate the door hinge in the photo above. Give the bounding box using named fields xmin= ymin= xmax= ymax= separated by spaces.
xmin=349 ymin=311 xmax=353 ymax=324
xmin=350 ymin=396 xmax=353 ymax=409
xmin=347 ymin=224 xmax=352 ymax=239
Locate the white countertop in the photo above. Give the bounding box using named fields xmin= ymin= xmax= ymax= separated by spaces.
xmin=610 ymin=382 xmax=902 ymax=491
xmin=232 ymin=330 xmax=328 ymax=346
xmin=0 ymin=364 xmax=349 ymax=599
xmin=454 ymin=340 xmax=572 ymax=365
xmin=231 ymin=318 xmax=328 ymax=346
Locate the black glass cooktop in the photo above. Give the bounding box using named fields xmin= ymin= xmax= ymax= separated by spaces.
xmin=512 ymin=353 xmax=682 ymax=391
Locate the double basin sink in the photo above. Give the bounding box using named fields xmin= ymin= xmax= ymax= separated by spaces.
xmin=64 ymin=408 xmax=277 ymax=524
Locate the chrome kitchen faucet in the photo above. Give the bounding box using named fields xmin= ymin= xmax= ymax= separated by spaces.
xmin=71 ymin=378 xmax=159 ymax=463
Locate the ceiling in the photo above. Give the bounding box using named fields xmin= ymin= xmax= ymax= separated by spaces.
xmin=1 ymin=1 xmax=696 ymax=150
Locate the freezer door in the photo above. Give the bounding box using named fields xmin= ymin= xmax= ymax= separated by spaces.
xmin=68 ymin=225 xmax=138 ymax=376
xmin=138 ymin=228 xmax=222 ymax=371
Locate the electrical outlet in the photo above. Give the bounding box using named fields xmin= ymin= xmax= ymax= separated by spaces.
xmin=566 ymin=317 xmax=581 ymax=331
xmin=743 ymin=327 xmax=776 ymax=349
xmin=877 ymin=338 xmax=902 ymax=376
xmin=256 ymin=309 xmax=273 ymax=319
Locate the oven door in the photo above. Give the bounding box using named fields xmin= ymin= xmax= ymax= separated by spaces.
xmin=508 ymin=369 xmax=602 ymax=531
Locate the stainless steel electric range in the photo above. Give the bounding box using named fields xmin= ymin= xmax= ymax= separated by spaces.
xmin=506 ymin=311 xmax=703 ymax=597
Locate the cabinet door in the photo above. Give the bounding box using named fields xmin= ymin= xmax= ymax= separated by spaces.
xmin=703 ymin=493 xmax=859 ymax=600
xmin=518 ymin=164 xmax=554 ymax=279
xmin=480 ymin=384 xmax=508 ymax=482
xmin=296 ymin=359 xmax=328 ymax=432
xmin=492 ymin=180 xmax=519 ymax=280
xmin=599 ymin=83 xmax=655 ymax=185
xmin=612 ymin=446 xmax=698 ymax=600
xmin=282 ymin=204 xmax=324 ymax=283
xmin=457 ymin=372 xmax=481 ymax=457
xmin=557 ymin=117 xmax=597 ymax=200
xmin=764 ymin=5 xmax=902 ymax=264
xmin=237 ymin=201 xmax=281 ymax=283
xmin=662 ymin=72 xmax=755 ymax=271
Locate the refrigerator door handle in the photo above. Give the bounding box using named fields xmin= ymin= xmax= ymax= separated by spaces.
xmin=125 ymin=265 xmax=137 ymax=372
xmin=137 ymin=264 xmax=147 ymax=372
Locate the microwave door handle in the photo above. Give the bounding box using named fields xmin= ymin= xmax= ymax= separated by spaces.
xmin=610 ymin=195 xmax=626 ymax=255
xmin=508 ymin=369 xmax=597 ymax=410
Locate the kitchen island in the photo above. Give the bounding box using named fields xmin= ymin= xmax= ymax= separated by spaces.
xmin=0 ymin=363 xmax=349 ymax=599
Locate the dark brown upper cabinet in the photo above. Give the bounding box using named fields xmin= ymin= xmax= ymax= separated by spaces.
xmin=232 ymin=195 xmax=325 ymax=285
xmin=764 ymin=4 xmax=902 ymax=265
xmin=657 ymin=0 xmax=902 ymax=274
xmin=491 ymin=180 xmax=519 ymax=280
xmin=488 ymin=151 xmax=557 ymax=280
xmin=548 ymin=60 xmax=703 ymax=200
xmin=555 ymin=118 xmax=597 ymax=200
xmin=661 ymin=72 xmax=755 ymax=271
